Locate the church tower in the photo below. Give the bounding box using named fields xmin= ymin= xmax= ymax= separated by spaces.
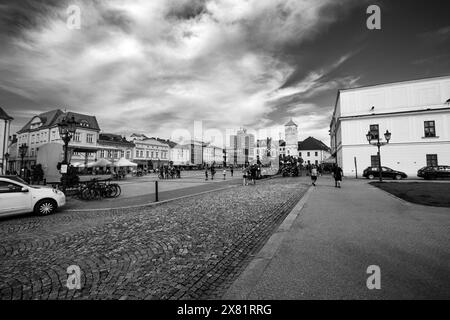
xmin=285 ymin=118 xmax=299 ymax=157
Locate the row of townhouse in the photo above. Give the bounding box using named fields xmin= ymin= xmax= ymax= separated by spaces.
xmin=2 ymin=108 xmax=230 ymax=179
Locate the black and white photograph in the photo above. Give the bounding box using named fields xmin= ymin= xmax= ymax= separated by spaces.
xmin=0 ymin=0 xmax=449 ymax=311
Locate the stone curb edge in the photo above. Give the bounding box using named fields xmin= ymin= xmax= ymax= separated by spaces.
xmin=222 ymin=185 xmax=314 ymax=300
xmin=65 ymin=185 xmax=237 ymax=212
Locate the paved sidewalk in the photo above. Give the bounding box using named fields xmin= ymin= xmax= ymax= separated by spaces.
xmin=224 ymin=176 xmax=450 ymax=299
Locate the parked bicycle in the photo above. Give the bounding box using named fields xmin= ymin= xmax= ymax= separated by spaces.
xmin=77 ymin=179 xmax=121 ymax=201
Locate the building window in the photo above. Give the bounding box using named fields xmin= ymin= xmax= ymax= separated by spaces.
xmin=371 ymin=155 xmax=380 ymax=167
xmin=126 ymin=151 xmax=130 ymax=159
xmin=100 ymin=150 xmax=105 ymax=158
xmin=146 ymin=151 xmax=150 ymax=158
xmin=73 ymin=132 xmax=81 ymax=142
xmin=307 ymin=152 xmax=310 ymax=157
xmin=424 ymin=121 xmax=436 ymax=138
xmin=31 ymin=134 xmax=35 ymax=144
xmin=86 ymin=134 xmax=94 ymax=143
xmin=299 ymin=152 xmax=302 ymax=157
xmin=135 ymin=150 xmax=139 ymax=158
xmin=315 ymin=152 xmax=318 ymax=157
xmin=369 ymin=124 xmax=379 ymax=140
xmin=426 ymin=154 xmax=438 ymax=167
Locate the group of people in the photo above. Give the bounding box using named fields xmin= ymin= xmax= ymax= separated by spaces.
xmin=158 ymin=166 xmax=181 ymax=179
xmin=310 ymin=164 xmax=343 ymax=188
xmin=242 ymin=164 xmax=259 ymax=186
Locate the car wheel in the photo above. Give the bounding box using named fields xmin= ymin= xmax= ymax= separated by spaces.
xmin=368 ymin=174 xmax=375 ymax=180
xmin=34 ymin=199 xmax=57 ymax=216
xmin=395 ymin=174 xmax=402 ymax=180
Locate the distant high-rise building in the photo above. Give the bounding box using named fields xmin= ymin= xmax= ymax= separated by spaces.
xmin=236 ymin=128 xmax=255 ymax=165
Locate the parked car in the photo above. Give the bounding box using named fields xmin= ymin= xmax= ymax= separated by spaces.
xmin=417 ymin=166 xmax=450 ymax=180
xmin=363 ymin=167 xmax=408 ymax=180
xmin=0 ymin=176 xmax=66 ymax=217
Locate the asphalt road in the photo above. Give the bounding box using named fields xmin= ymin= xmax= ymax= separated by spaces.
xmin=225 ymin=176 xmax=450 ymax=299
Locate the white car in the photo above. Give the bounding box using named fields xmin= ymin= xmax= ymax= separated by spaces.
xmin=0 ymin=176 xmax=66 ymax=217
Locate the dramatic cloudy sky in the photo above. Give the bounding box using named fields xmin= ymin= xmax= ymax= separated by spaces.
xmin=0 ymin=0 xmax=449 ymax=145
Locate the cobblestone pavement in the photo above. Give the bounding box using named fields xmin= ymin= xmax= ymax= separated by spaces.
xmin=0 ymin=177 xmax=308 ymax=300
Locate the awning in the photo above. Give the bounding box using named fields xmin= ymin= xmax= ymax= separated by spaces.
xmin=71 ymin=146 xmax=99 ymax=153
xmin=72 ymin=162 xmax=86 ymax=168
xmin=87 ymin=158 xmax=112 ymax=167
xmin=113 ymin=158 xmax=138 ymax=167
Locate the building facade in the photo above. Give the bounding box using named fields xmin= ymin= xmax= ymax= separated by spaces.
xmin=188 ymin=140 xmax=204 ymax=166
xmin=0 ymin=107 xmax=13 ymax=174
xmin=170 ymin=143 xmax=191 ymax=165
xmin=16 ymin=109 xmax=100 ymax=172
xmin=203 ymin=143 xmax=224 ymax=166
xmin=233 ymin=128 xmax=255 ymax=165
xmin=330 ymin=75 xmax=450 ymax=177
xmin=128 ymin=134 xmax=170 ymax=168
xmin=298 ymin=137 xmax=331 ymax=166
xmin=255 ymin=138 xmax=279 ymax=162
xmin=97 ymin=133 xmax=135 ymax=165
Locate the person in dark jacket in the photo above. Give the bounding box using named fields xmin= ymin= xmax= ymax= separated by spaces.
xmin=333 ymin=165 xmax=343 ymax=188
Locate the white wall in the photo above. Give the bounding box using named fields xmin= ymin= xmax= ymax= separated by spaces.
xmin=300 ymin=150 xmax=331 ymax=165
xmin=341 ymin=142 xmax=450 ymax=177
xmin=340 ymin=76 xmax=450 ymax=117
xmin=341 ymin=111 xmax=450 ymax=146
xmin=333 ymin=76 xmax=450 ymax=177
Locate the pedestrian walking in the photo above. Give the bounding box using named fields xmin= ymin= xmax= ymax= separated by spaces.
xmin=242 ymin=167 xmax=248 ymax=186
xmin=250 ymin=165 xmax=257 ymax=185
xmin=310 ymin=165 xmax=318 ymax=186
xmin=205 ymin=169 xmax=209 ymax=181
xmin=230 ymin=166 xmax=234 ymax=177
xmin=223 ymin=169 xmax=226 ymax=180
xmin=333 ymin=164 xmax=343 ymax=188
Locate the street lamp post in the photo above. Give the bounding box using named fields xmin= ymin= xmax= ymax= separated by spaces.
xmin=4 ymin=152 xmax=9 ymax=174
xmin=366 ymin=129 xmax=392 ymax=182
xmin=58 ymin=115 xmax=78 ymax=191
xmin=19 ymin=143 xmax=28 ymax=178
xmin=223 ymin=148 xmax=227 ymax=168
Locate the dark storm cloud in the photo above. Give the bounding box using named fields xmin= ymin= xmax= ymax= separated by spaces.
xmin=166 ymin=0 xmax=207 ymax=20
xmin=1 ymin=0 xmax=449 ymax=144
